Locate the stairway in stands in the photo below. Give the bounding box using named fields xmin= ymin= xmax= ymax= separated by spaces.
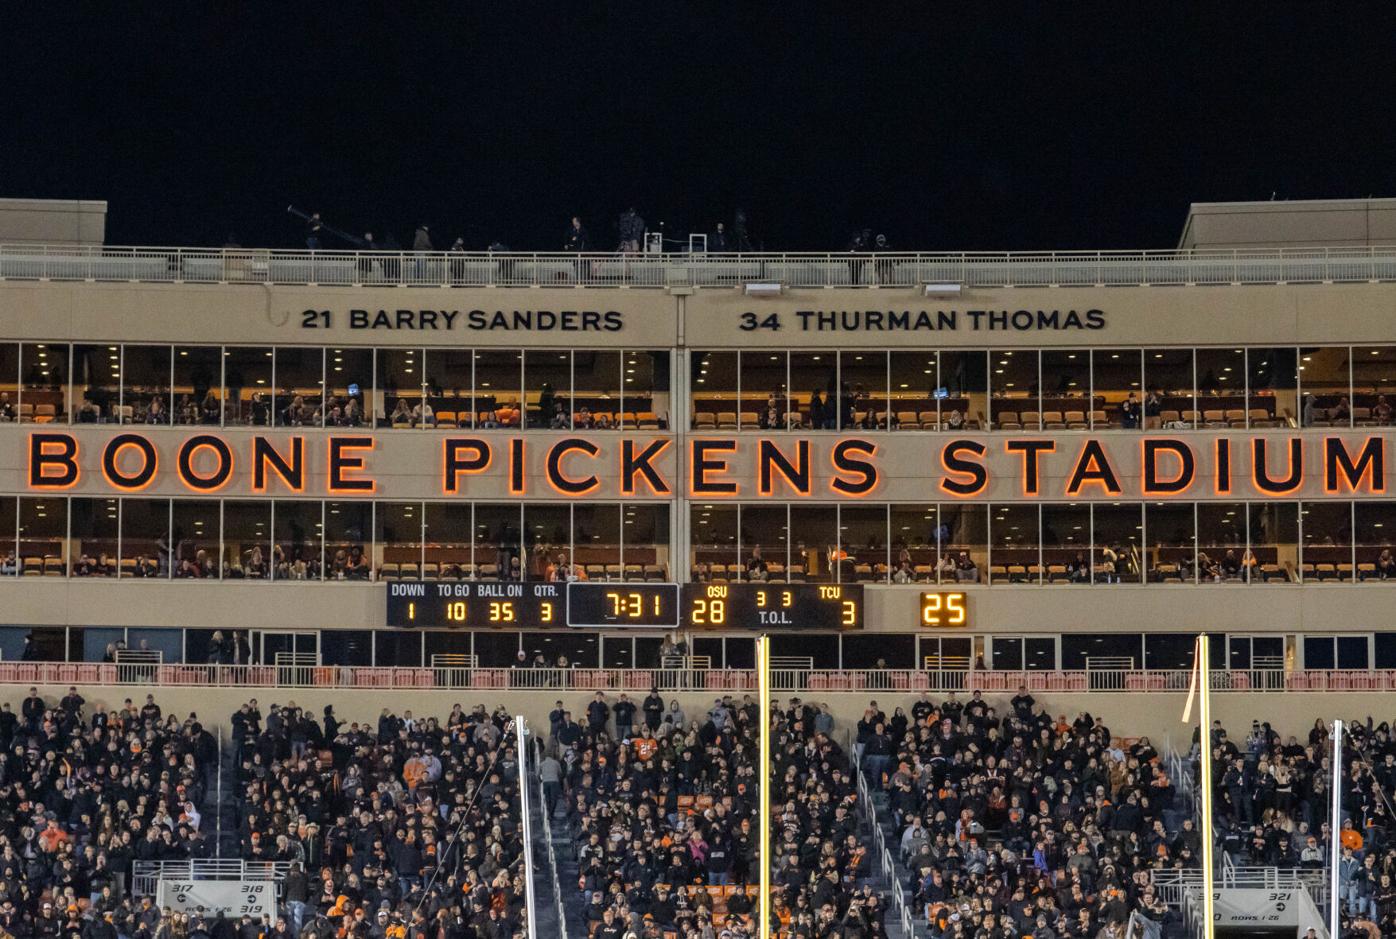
xmin=853 ymin=766 xmax=915 ymax=939
xmin=212 ymin=732 xmax=242 ymax=857
xmin=524 ymin=771 xmax=565 ymax=939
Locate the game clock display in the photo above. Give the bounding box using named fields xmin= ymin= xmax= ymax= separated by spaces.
xmin=565 ymin=583 xmax=681 ymax=627
xmin=386 ymin=581 xmax=563 ymax=628
xmin=683 ymin=583 xmax=863 ymax=630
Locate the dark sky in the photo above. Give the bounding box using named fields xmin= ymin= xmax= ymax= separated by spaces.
xmin=6 ymin=6 xmax=1396 ymax=251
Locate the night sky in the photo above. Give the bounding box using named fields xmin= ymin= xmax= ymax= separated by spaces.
xmin=6 ymin=6 xmax=1396 ymax=251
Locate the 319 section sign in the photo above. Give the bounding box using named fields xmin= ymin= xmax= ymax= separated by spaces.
xmin=683 ymin=584 xmax=863 ymax=630
xmin=387 ymin=581 xmax=563 ymax=628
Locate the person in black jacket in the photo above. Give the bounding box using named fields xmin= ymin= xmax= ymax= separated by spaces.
xmin=564 ymin=217 xmax=588 ymax=252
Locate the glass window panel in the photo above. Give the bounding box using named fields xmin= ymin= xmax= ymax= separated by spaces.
xmin=174 ymin=346 xmax=223 ymax=425
xmin=691 ymin=637 xmax=723 ymax=668
xmin=1299 ymin=347 xmax=1350 ymax=428
xmin=374 ymin=502 xmax=423 ymax=580
xmin=991 ymin=350 xmax=1038 ymax=430
xmin=889 ymin=504 xmax=937 ymax=584
xmin=1337 ymin=636 xmax=1369 ymax=670
xmin=222 ymin=500 xmax=271 ymax=579
xmin=424 ymin=348 xmax=473 ymax=429
xmin=1248 ymin=347 xmax=1296 ymax=428
xmin=1303 ymin=637 xmax=1335 ymax=670
xmin=1249 ymin=502 xmax=1298 ymax=584
xmin=0 ymin=497 xmax=15 ymax=576
xmin=171 ymin=500 xmax=219 ymax=578
xmin=1041 ymin=502 xmax=1090 ymax=585
xmin=790 ymin=505 xmax=837 ymax=583
xmin=690 ymin=351 xmax=738 ymax=431
xmin=725 ymin=637 xmax=755 ymax=669
xmin=0 ymin=343 xmax=17 ymax=423
xmin=889 ymin=352 xmax=940 ymax=430
xmin=991 ymin=637 xmax=1023 ymax=671
xmin=223 ymin=346 xmax=273 ymax=426
xmin=1197 ymin=502 xmax=1246 ymax=583
xmin=839 ymin=351 xmax=888 ymax=431
xmin=120 ymin=498 xmax=169 ymax=578
xmin=770 ymin=633 xmax=838 ymax=669
xmin=1041 ymin=350 xmax=1091 ymax=429
xmin=1302 ymin=502 xmax=1353 ymax=582
xmin=838 ymin=505 xmax=887 ymax=583
xmin=523 ymin=631 xmax=597 ymax=669
xmin=424 ymin=503 xmax=473 ymax=579
xmin=843 ymin=634 xmax=915 ymax=669
xmin=1195 ymin=348 xmax=1246 ymax=429
xmin=323 ymin=501 xmax=371 ymax=580
xmin=1092 ymin=503 xmax=1143 ymax=584
xmin=1091 ymin=349 xmax=1142 ymax=430
xmin=634 ymin=636 xmax=664 ymax=669
xmin=323 ymin=347 xmax=370 ymax=427
xmin=939 ymin=503 xmax=986 ymax=584
xmin=523 ymin=504 xmax=571 ymax=581
xmin=573 ymin=350 xmax=619 ymax=430
xmin=525 ymin=349 xmax=572 ymax=429
xmin=1352 ymin=346 xmax=1396 ymax=427
xmin=691 ymin=503 xmax=738 ymax=582
xmin=1144 ymin=634 xmax=1196 ymax=671
xmin=70 ymin=497 xmax=118 ymax=577
xmin=18 ymin=497 xmax=66 ymax=577
xmin=991 ymin=504 xmax=1039 ymax=584
xmin=739 ymin=351 xmax=788 ymax=430
xmin=320 ymin=630 xmax=372 ymax=666
xmin=122 ymin=345 xmax=173 ymax=426
xmin=474 ymin=503 xmax=522 ymax=580
xmin=625 ymin=350 xmax=669 ymax=429
xmin=1061 ymin=633 xmax=1140 ymax=670
xmin=274 ymin=347 xmax=324 ymax=427
xmin=72 ymin=344 xmax=121 ymax=423
xmin=127 ymin=628 xmax=181 ymax=663
xmin=374 ymin=632 xmax=423 ymax=668
xmin=1375 ymin=634 xmax=1396 ymax=670
xmin=378 ymin=348 xmax=426 ymax=428
xmin=472 ymin=632 xmax=521 ymax=667
xmin=1145 ymin=349 xmax=1194 ymax=429
xmin=424 ymin=631 xmax=473 ymax=665
xmin=1020 ymin=637 xmax=1056 ymax=670
xmin=790 ymin=352 xmax=838 ymax=430
xmin=623 ymin=504 xmax=669 ymax=581
xmin=572 ymin=503 xmax=620 ymax=582
xmin=601 ymin=636 xmax=635 ymax=669
xmin=273 ymin=501 xmax=322 ymax=581
xmin=23 ymin=342 xmax=69 ymax=424
xmin=474 ymin=350 xmax=523 ymax=428
xmin=739 ymin=505 xmax=788 ymax=582
xmin=1356 ymin=501 xmax=1396 ymax=581
xmin=1146 ymin=502 xmax=1195 ymax=584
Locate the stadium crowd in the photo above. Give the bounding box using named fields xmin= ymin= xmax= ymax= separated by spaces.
xmin=857 ymin=688 xmax=1185 ymax=938
xmin=1204 ymin=716 xmax=1396 ymax=938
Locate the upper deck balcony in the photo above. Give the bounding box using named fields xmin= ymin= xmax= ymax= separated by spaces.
xmin=4 ymin=243 xmax=1396 ymax=289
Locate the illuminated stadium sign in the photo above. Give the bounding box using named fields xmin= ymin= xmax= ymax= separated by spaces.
xmin=18 ymin=429 xmax=1390 ymax=502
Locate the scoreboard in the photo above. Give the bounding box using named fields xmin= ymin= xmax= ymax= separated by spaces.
xmin=386 ymin=581 xmax=563 ymax=628
xmin=386 ymin=581 xmax=863 ymax=630
xmin=683 ymin=583 xmax=862 ymax=630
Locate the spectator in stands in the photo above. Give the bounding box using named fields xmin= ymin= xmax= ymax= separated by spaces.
xmin=617 ymin=208 xmax=645 ymax=254
xmin=564 ymin=217 xmax=589 ymax=252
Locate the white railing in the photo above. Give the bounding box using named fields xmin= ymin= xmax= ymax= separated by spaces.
xmin=856 ymin=759 xmax=917 ymax=938
xmin=130 ymin=859 xmax=290 ymax=897
xmin=1151 ymin=866 xmax=1328 ymax=910
xmin=4 ymin=244 xmax=1396 ymax=289
xmin=7 ymin=662 xmax=1396 ymax=694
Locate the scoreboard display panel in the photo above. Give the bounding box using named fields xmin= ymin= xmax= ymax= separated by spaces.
xmin=386 ymin=581 xmax=563 ymax=628
xmin=566 ymin=583 xmax=682 ymax=628
xmin=682 ymin=583 xmax=863 ymax=630
xmin=919 ymin=591 xmax=970 ymax=627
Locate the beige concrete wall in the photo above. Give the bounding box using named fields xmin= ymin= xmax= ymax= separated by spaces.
xmin=0 ymin=199 xmax=107 ymax=246
xmin=3 ymin=280 xmax=1396 ymax=349
xmin=1179 ymin=198 xmax=1396 ymax=249
xmin=3 ymin=577 xmax=1394 ymax=632
xmin=0 ymin=680 xmax=1375 ymax=752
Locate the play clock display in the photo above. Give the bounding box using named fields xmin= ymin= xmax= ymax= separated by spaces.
xmin=682 ymin=583 xmax=863 ymax=630
xmin=386 ymin=581 xmax=563 ymax=628
xmin=920 ymin=591 xmax=969 ymax=627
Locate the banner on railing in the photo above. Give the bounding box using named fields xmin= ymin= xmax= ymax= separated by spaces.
xmin=156 ymin=881 xmax=276 ymax=921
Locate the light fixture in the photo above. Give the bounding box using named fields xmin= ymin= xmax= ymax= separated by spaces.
xmin=922 ymin=283 xmax=963 ymax=297
xmin=743 ymin=282 xmax=782 ymax=297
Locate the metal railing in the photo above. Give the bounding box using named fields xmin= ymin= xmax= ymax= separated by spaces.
xmin=6 ymin=662 xmax=1396 ymax=693
xmin=130 ymin=859 xmax=290 ymax=897
xmin=856 ymin=755 xmax=917 ymax=938
xmin=534 ymin=760 xmax=569 ymax=939
xmin=4 ymin=244 xmax=1396 ymax=289
xmin=1151 ymin=865 xmax=1328 ymax=910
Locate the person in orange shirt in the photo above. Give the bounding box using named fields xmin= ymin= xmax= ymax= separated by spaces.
xmin=1340 ymin=817 xmax=1365 ymax=853
xmin=38 ymin=819 xmax=69 ymax=853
